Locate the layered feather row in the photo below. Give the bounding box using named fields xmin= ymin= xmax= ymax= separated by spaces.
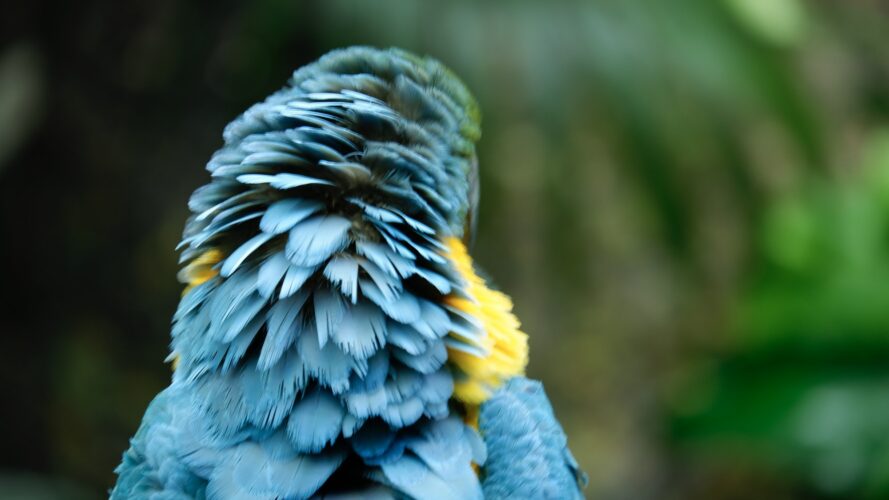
xmin=161 ymin=47 xmax=492 ymax=498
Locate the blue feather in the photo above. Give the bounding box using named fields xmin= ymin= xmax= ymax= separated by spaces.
xmin=375 ymin=418 xmax=484 ymax=499
xmin=319 ymin=160 xmax=373 ymax=185
xmin=355 ymin=200 xmax=403 ymax=224
xmin=296 ymin=124 xmax=360 ymax=150
xmin=343 ymin=384 xmax=389 ymax=419
xmin=391 ymin=207 xmax=436 ymax=235
xmin=410 ymin=267 xmax=453 ymax=295
xmin=258 ymin=290 xmax=308 ymax=370
xmin=205 ymin=436 xmax=346 ymax=499
xmin=379 ymin=455 xmax=474 ymax=500
xmin=356 ymin=242 xmax=415 ymax=280
xmin=379 ymin=397 xmax=424 ymax=427
xmin=111 ymin=388 xmax=207 ymax=500
xmin=285 ymin=215 xmax=352 ymax=266
xmin=286 ymin=388 xmax=345 ymax=453
xmin=200 ymin=198 xmax=264 ymax=228
xmin=387 ymin=321 xmax=429 ymax=356
xmin=417 ymin=371 xmax=453 ymax=406
xmin=220 ymin=232 xmax=275 ymax=277
xmin=445 ymin=306 xmax=486 ymax=344
xmin=184 ymin=211 xmax=263 ymax=249
xmin=283 ymin=136 xmax=346 ymax=163
xmin=323 ymin=255 xmax=359 ymax=303
xmin=410 ymin=300 xmax=452 ymax=340
xmin=350 ymin=419 xmax=395 ymax=461
xmin=382 ymin=368 xmax=422 ymax=406
xmin=256 ymin=252 xmax=290 ymax=298
xmin=359 ymin=260 xmax=403 ymax=301
xmin=443 ymin=337 xmax=488 ymax=358
xmin=240 ymin=138 xmax=301 ymax=155
xmin=241 ymin=150 xmax=310 ymax=167
xmin=376 ymin=226 xmax=416 ymax=260
xmin=279 ymin=263 xmax=317 ymax=299
xmin=206 ymin=271 xmax=260 ymax=342
xmin=175 ymin=279 xmax=217 ymax=320
xmin=192 ymin=189 xmax=260 ymax=223
xmin=331 ymin=302 xmax=386 ymax=359
xmin=260 ymin=198 xmax=324 ymax=234
xmin=393 ymin=342 xmax=447 ymax=374
xmin=360 ymin=349 xmax=390 ymax=392
xmin=297 ymin=324 xmax=354 ymax=393
xmin=360 ymin=280 xmax=421 ymax=324
xmin=479 ymin=377 xmax=587 ymax=499
xmin=341 ymin=414 xmax=365 ymax=439
xmin=218 ymin=292 xmax=266 ymax=343
xmin=220 ymin=314 xmax=265 ymax=371
xmin=236 ymin=172 xmax=334 ymax=189
xmin=313 ymin=286 xmax=346 ymax=348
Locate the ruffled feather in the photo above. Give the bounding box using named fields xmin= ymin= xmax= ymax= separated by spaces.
xmin=115 ymin=47 xmax=520 ymax=500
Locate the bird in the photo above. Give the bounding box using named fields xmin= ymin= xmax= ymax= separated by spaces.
xmin=111 ymin=46 xmax=585 ymax=500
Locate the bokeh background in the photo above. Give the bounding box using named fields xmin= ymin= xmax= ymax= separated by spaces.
xmin=4 ymin=0 xmax=889 ymax=498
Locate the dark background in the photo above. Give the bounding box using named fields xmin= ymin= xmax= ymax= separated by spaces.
xmin=4 ymin=1 xmax=889 ymax=498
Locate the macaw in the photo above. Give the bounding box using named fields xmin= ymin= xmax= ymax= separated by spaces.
xmin=112 ymin=47 xmax=585 ymax=499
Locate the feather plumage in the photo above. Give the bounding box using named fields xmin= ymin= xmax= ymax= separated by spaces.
xmin=479 ymin=377 xmax=588 ymax=499
xmin=113 ymin=46 xmax=582 ymax=500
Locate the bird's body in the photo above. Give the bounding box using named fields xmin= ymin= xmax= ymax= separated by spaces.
xmin=113 ymin=47 xmax=584 ymax=499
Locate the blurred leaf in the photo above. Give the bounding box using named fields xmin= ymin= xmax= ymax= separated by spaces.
xmin=672 ymin=132 xmax=889 ymax=498
xmin=725 ymin=0 xmax=808 ymax=46
xmin=0 ymin=42 xmax=44 ymax=172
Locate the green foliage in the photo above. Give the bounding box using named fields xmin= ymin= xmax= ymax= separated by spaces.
xmin=672 ymin=134 xmax=889 ymax=498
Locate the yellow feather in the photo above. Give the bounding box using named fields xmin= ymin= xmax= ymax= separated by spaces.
xmin=179 ymin=249 xmax=223 ymax=296
xmin=171 ymin=249 xmax=223 ymax=370
xmin=443 ymin=237 xmax=529 ymax=411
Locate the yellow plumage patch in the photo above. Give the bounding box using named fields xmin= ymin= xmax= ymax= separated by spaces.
xmin=443 ymin=237 xmax=529 ymax=407
xmin=171 ymin=249 xmax=223 ymax=370
xmin=179 ymin=249 xmax=223 ymax=296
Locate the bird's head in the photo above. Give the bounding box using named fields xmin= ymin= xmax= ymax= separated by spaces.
xmin=171 ymin=47 xmax=525 ymax=411
xmin=181 ymin=47 xmax=479 ymax=264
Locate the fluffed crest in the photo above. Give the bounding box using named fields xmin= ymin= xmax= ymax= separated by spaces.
xmin=161 ymin=47 xmax=490 ymax=499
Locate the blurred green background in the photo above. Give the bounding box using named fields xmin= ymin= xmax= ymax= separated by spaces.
xmin=3 ymin=0 xmax=889 ymax=498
